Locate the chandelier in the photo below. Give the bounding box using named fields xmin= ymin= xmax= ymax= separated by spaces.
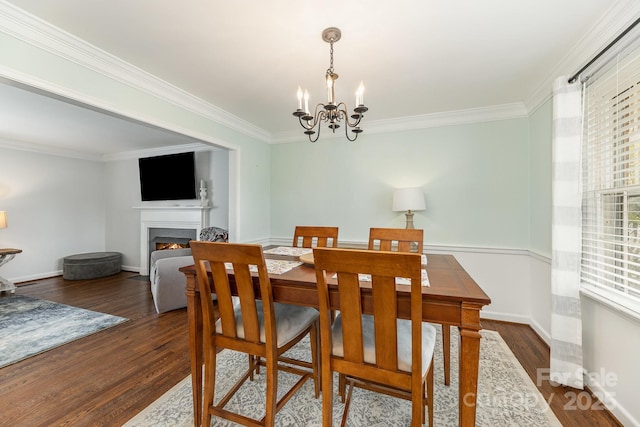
xmin=292 ymin=27 xmax=368 ymax=142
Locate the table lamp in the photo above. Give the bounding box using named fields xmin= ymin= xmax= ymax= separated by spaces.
xmin=392 ymin=188 xmax=425 ymax=229
xmin=0 ymin=211 xmax=6 ymax=229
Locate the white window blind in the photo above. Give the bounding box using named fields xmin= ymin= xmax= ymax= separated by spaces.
xmin=582 ymin=37 xmax=640 ymax=302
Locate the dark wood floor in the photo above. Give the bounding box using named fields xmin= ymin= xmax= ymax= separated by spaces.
xmin=0 ymin=272 xmax=622 ymax=426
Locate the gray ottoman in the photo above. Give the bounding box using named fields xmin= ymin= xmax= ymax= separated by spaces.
xmin=63 ymin=252 xmax=122 ymax=280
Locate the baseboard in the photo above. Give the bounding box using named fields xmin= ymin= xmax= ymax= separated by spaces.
xmin=529 ymin=317 xmax=552 ymax=346
xmin=14 ymin=270 xmax=62 ymax=284
xmin=15 ymin=265 xmax=140 ymax=285
xmin=481 ymin=310 xmax=530 ymax=325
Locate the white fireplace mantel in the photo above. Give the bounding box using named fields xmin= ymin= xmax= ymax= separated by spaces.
xmin=134 ymin=206 xmax=210 ymax=275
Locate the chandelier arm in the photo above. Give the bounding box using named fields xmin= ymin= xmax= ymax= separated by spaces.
xmin=335 ymin=107 xmax=362 ymax=128
xmin=298 ymin=115 xmax=313 ymax=130
xmin=317 ymin=109 xmax=328 ymax=125
xmin=344 ymin=124 xmax=359 ymax=142
xmin=299 ymin=104 xmax=328 ymax=130
xmin=348 ymin=115 xmax=363 ymax=128
xmin=310 ymin=103 xmax=328 ymax=128
xmin=335 ymin=103 xmax=363 ymax=128
xmin=336 ymin=109 xmax=361 ymax=141
xmin=309 ymin=118 xmax=322 ymax=143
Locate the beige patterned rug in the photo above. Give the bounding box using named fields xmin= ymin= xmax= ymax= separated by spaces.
xmin=124 ymin=328 xmax=561 ymax=426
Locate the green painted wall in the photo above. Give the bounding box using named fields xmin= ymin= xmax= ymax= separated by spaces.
xmin=271 ymin=118 xmax=530 ymax=248
xmin=528 ymin=99 xmax=552 ymax=256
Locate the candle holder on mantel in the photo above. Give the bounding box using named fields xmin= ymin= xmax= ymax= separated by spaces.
xmin=199 ymin=181 xmax=210 ymax=207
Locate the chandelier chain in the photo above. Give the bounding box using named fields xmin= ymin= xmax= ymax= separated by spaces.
xmin=328 ymin=41 xmax=334 ymax=74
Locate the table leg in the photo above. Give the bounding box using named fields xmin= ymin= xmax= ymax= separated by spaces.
xmin=0 ymin=275 xmax=16 ymax=293
xmin=0 ymin=254 xmax=17 ymax=293
xmin=186 ymin=274 xmax=203 ymax=427
xmin=442 ymin=324 xmax=451 ymax=385
xmin=458 ymin=303 xmax=483 ymax=426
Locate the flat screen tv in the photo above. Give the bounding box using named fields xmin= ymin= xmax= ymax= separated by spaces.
xmin=139 ymin=152 xmax=197 ymax=201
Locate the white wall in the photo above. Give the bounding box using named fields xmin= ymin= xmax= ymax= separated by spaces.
xmin=582 ymin=297 xmax=640 ymax=426
xmin=103 ymin=149 xmax=230 ymax=271
xmin=0 ymin=144 xmax=232 ymax=279
xmin=207 ymin=149 xmax=230 ymax=230
xmin=0 ymin=146 xmax=106 ymax=281
xmin=103 ymin=156 xmax=142 ymax=270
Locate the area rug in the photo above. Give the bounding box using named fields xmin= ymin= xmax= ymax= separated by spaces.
xmin=124 ymin=328 xmax=562 ymax=426
xmin=0 ymin=294 xmax=128 ymax=368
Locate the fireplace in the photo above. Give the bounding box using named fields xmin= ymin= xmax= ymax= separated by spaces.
xmin=135 ymin=206 xmax=210 ymax=275
xmin=155 ymin=240 xmax=190 ymax=251
xmin=147 ymin=227 xmax=196 ymax=268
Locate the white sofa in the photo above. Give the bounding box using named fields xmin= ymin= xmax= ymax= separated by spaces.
xmin=149 ymin=227 xmax=228 ymax=313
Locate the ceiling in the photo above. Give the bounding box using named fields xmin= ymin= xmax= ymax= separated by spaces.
xmin=0 ymin=0 xmax=627 ymax=157
xmin=0 ymin=79 xmax=209 ymax=159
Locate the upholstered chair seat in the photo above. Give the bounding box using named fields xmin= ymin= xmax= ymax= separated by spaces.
xmin=216 ymin=301 xmax=320 ymax=347
xmin=331 ymin=314 xmax=437 ymax=374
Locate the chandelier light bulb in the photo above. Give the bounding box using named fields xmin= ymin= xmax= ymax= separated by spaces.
xmin=356 ymin=81 xmax=365 ymax=106
xmin=326 ymin=74 xmax=336 ymax=104
xmin=297 ymin=86 xmax=303 ymax=110
xmin=304 ymin=89 xmax=310 ymax=114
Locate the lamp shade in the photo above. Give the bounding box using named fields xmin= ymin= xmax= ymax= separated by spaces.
xmin=0 ymin=211 xmax=6 ymax=228
xmin=392 ymin=188 xmax=426 ymax=212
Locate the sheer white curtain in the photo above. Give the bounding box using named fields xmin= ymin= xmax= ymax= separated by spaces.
xmin=550 ymin=75 xmax=584 ymax=389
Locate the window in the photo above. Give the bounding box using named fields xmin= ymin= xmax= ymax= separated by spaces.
xmin=581 ymin=40 xmax=640 ymax=308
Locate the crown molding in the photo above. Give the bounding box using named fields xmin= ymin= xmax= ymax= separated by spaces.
xmin=102 ymin=142 xmax=215 ymax=162
xmin=524 ymin=0 xmax=640 ymax=113
xmin=0 ymin=1 xmax=271 ymax=143
xmin=0 ymin=136 xmax=223 ymax=163
xmin=271 ymin=102 xmax=528 ymax=144
xmin=367 ymin=103 xmax=529 ymax=134
xmin=0 ymin=136 xmax=103 ymax=161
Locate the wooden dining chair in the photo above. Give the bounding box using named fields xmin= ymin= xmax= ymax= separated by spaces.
xmin=190 ymin=241 xmax=320 ymax=427
xmin=313 ymin=248 xmax=436 ymax=427
xmin=368 ymin=227 xmax=424 ymax=252
xmin=368 ymin=227 xmax=451 ymax=386
xmin=293 ymin=226 xmax=339 ymax=248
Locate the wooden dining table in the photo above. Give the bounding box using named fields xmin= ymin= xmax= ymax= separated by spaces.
xmin=180 ymin=251 xmax=491 ymax=427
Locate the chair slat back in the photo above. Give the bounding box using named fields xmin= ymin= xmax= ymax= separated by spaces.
xmin=368 ymin=227 xmax=424 ymax=253
xmin=313 ymin=248 xmax=423 ymax=374
xmin=293 ymin=226 xmax=339 ymax=248
xmin=190 ymin=241 xmax=274 ymax=346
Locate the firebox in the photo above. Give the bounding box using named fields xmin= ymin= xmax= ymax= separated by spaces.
xmin=154 ymin=237 xmax=191 ymax=251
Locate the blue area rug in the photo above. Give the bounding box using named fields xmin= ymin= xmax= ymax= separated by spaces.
xmin=0 ymin=294 xmax=128 ymax=368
